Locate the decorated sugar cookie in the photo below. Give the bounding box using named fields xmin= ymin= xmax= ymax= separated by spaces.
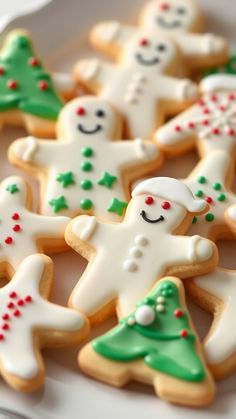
xmin=188 ymin=267 xmax=236 ymax=379
xmin=156 ymin=75 xmax=236 ymax=158
xmin=0 ymin=254 xmax=88 ymax=392
xmin=184 ymin=150 xmax=236 ymax=241
xmin=74 ymin=29 xmax=198 ymax=139
xmin=0 ymin=29 xmax=65 ymax=137
xmin=65 ymin=177 xmax=218 ymax=321
xmin=0 ymin=175 xmax=70 ymax=275
xmin=79 ymin=277 xmax=215 ymax=407
xmin=9 ymin=96 xmax=162 ymax=220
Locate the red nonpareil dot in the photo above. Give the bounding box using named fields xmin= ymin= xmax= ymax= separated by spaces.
xmin=12 ymin=213 xmax=20 ymax=221
xmin=174 ymin=309 xmax=183 ymax=318
xmin=139 ymin=38 xmax=149 ymax=47
xmin=197 ymin=99 xmax=205 ymax=107
xmin=2 ymin=314 xmax=9 ymax=321
xmin=25 ymin=295 xmax=32 ymax=303
xmin=28 ymin=57 xmax=39 ymax=66
xmin=228 ymin=93 xmax=235 ymax=101
xmin=9 ymin=292 xmax=17 ymax=299
xmin=210 ymin=94 xmax=218 ymax=102
xmin=13 ymin=310 xmax=21 ymax=317
xmin=2 ymin=324 xmax=9 ymax=331
xmin=188 ymin=122 xmax=195 ymax=129
xmin=38 ymin=81 xmax=48 ymax=90
xmin=227 ymin=128 xmax=235 ymax=136
xmin=202 ymin=108 xmax=210 ymax=115
xmin=5 ymin=237 xmax=13 ymax=245
xmin=0 ymin=67 xmax=5 ymax=75
xmin=160 ymin=2 xmax=170 ymax=11
xmin=17 ymin=299 xmax=24 ymax=306
xmin=145 ymin=196 xmax=154 ymax=205
xmin=175 ymin=125 xmax=182 ymax=132
xmin=7 ymin=302 xmax=14 ymax=309
xmin=162 ymin=201 xmax=171 ymax=210
xmin=7 ymin=80 xmax=17 ymax=89
xmin=180 ymin=329 xmax=188 ymax=338
xmin=212 ymin=128 xmax=220 ymax=135
xmin=13 ymin=224 xmax=21 ymax=232
xmin=0 ymin=334 xmax=4 ymax=341
xmin=219 ymin=105 xmax=226 ymax=111
xmin=205 ymin=196 xmax=213 ymax=204
xmin=76 ymin=107 xmax=86 ymax=116
xmin=202 ymin=119 xmax=209 ymax=126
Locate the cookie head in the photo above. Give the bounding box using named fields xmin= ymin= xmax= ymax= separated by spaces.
xmin=121 ymin=31 xmax=178 ymax=72
xmin=58 ymin=97 xmax=119 ymax=140
xmin=140 ymin=0 xmax=200 ymax=33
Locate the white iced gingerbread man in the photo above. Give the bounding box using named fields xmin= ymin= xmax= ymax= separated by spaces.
xmin=74 ymin=29 xmax=198 ymax=139
xmin=183 ymin=149 xmax=236 ymax=241
xmin=0 ymin=254 xmax=88 ymax=391
xmin=9 ymin=96 xmax=161 ymax=220
xmin=0 ymin=175 xmax=70 ymax=274
xmin=156 ymin=75 xmax=236 ymax=158
xmin=66 ymin=177 xmax=217 ymax=319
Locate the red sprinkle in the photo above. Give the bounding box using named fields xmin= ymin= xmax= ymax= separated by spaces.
xmin=13 ymin=224 xmax=21 ymax=232
xmin=7 ymin=80 xmax=17 ymax=89
xmin=9 ymin=292 xmax=17 ymax=299
xmin=202 ymin=119 xmax=209 ymax=126
xmin=0 ymin=67 xmax=5 ymax=75
xmin=0 ymin=334 xmax=4 ymax=341
xmin=219 ymin=105 xmax=225 ymax=111
xmin=17 ymin=299 xmax=24 ymax=306
xmin=38 ymin=81 xmax=48 ymax=90
xmin=139 ymin=38 xmax=149 ymax=47
xmin=205 ymin=196 xmax=213 ymax=204
xmin=174 ymin=309 xmax=183 ymax=318
xmin=188 ymin=122 xmax=195 ymax=129
xmin=197 ymin=99 xmax=205 ymax=107
xmin=180 ymin=329 xmax=188 ymax=338
xmin=228 ymin=93 xmax=235 ymax=101
xmin=13 ymin=310 xmax=20 ymax=317
xmin=28 ymin=57 xmax=39 ymax=66
xmin=202 ymin=108 xmax=210 ymax=114
xmin=210 ymin=95 xmax=218 ymax=102
xmin=5 ymin=237 xmax=13 ymax=245
xmin=160 ymin=2 xmax=170 ymax=10
xmin=12 ymin=213 xmax=20 ymax=221
xmin=2 ymin=314 xmax=9 ymax=321
xmin=145 ymin=196 xmax=154 ymax=205
xmin=212 ymin=128 xmax=220 ymax=135
xmin=162 ymin=201 xmax=170 ymax=210
xmin=7 ymin=302 xmax=14 ymax=309
xmin=175 ymin=125 xmax=182 ymax=132
xmin=2 ymin=324 xmax=9 ymax=331
xmin=76 ymin=107 xmax=86 ymax=116
xmin=228 ymin=128 xmax=235 ymax=136
xmin=25 ymin=295 xmax=32 ymax=303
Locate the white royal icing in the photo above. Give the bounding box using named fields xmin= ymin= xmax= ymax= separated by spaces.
xmin=135 ymin=305 xmax=155 ymax=326
xmin=52 ymin=72 xmax=74 ymax=94
xmin=0 ymin=254 xmax=84 ymax=380
xmin=69 ymin=177 xmax=214 ymax=317
xmin=0 ymin=176 xmax=70 ymax=271
xmin=188 ymin=235 xmax=201 ymax=262
xmin=76 ymin=216 xmax=97 ymax=241
xmin=200 ymin=75 xmax=236 ymax=94
xmin=11 ymin=96 xmax=160 ymax=221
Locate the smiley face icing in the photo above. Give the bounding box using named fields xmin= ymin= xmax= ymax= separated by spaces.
xmin=0 ymin=254 xmax=88 ymax=392
xmin=0 ymin=176 xmax=70 ymax=276
xmin=74 ymin=29 xmax=198 ymax=139
xmin=65 ymin=177 xmax=218 ymax=321
xmin=9 ymin=96 xmax=162 ymax=220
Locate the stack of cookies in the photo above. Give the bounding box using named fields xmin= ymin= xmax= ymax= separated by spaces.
xmin=0 ymin=0 xmax=235 ymax=409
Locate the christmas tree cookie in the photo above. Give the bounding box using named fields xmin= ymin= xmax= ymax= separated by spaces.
xmin=0 ymin=29 xmax=64 ymax=137
xmin=79 ymin=277 xmax=215 ymax=407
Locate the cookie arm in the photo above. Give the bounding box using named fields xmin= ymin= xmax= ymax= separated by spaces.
xmin=158 ymin=76 xmax=198 ymax=103
xmin=66 ymin=215 xmax=110 ymax=250
xmin=114 ymin=139 xmax=160 ymax=166
xmin=169 ymin=235 xmax=214 ymax=265
xmin=175 ymin=33 xmax=228 ymax=63
xmin=73 ymin=59 xmax=115 ymax=93
xmin=28 ymin=213 xmax=70 ymax=238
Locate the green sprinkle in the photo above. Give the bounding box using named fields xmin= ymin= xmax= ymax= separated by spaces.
xmin=212 ymin=182 xmax=221 ymax=191
xmin=80 ymin=179 xmax=93 ymax=190
xmin=107 ymin=198 xmax=128 ymax=216
xmin=195 ymin=190 xmax=203 ymax=198
xmin=81 ymin=147 xmax=93 ymax=158
xmin=80 ymin=198 xmax=93 ymax=210
xmin=198 ymin=176 xmax=206 ymax=184
xmin=217 ymin=193 xmax=226 ymax=202
xmin=97 ymin=172 xmax=117 ymax=189
xmin=6 ymin=184 xmax=19 ymax=194
xmin=49 ymin=196 xmax=68 ymax=213
xmin=80 ymin=161 xmax=93 ymax=172
xmin=205 ymin=213 xmax=214 ymax=222
xmin=56 ymin=171 xmax=75 ymax=188
xmin=192 ymin=216 xmax=197 ymax=224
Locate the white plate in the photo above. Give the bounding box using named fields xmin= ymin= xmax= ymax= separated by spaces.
xmin=0 ymin=0 xmax=236 ymax=418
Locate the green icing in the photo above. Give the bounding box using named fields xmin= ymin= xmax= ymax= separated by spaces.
xmin=80 ymin=198 xmax=93 ymax=210
xmin=97 ymin=172 xmax=117 ymax=189
xmin=212 ymin=182 xmax=221 ymax=191
xmin=81 ymin=147 xmax=93 ymax=158
xmin=107 ymin=198 xmax=128 ymax=216
xmin=205 ymin=213 xmax=214 ymax=222
xmin=80 ymin=161 xmax=93 ymax=172
xmin=49 ymin=195 xmax=68 ymax=213
xmin=56 ymin=172 xmax=75 ymax=188
xmin=197 ymin=176 xmax=206 ymax=184
xmin=80 ymin=179 xmax=93 ymax=190
xmin=195 ymin=190 xmax=203 ymax=198
xmin=192 ymin=216 xmax=197 ymax=224
xmin=0 ymin=32 xmax=63 ymax=119
xmin=202 ymin=54 xmax=236 ymax=78
xmin=6 ymin=183 xmax=19 ymax=194
xmin=93 ymin=280 xmax=205 ymax=383
xmin=217 ymin=193 xmax=226 ymax=202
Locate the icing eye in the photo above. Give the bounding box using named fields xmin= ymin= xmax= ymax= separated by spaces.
xmin=96 ymin=109 xmax=105 ymax=118
xmin=139 ymin=38 xmax=149 ymax=47
xmin=76 ymin=107 xmax=86 ymax=116
xmin=156 ymin=44 xmax=166 ymax=52
xmin=145 ymin=196 xmax=154 ymax=205
xmin=162 ymin=201 xmax=171 ymax=210
xmin=176 ymin=7 xmax=186 ymax=15
xmin=160 ymin=2 xmax=170 ymax=11
xmin=135 ymin=305 xmax=155 ymax=326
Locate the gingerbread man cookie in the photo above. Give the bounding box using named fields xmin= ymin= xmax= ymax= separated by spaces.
xmin=0 ymin=29 xmax=65 ymax=137
xmin=79 ymin=277 xmax=215 ymax=407
xmin=74 ymin=29 xmax=198 ymax=139
xmin=9 ymin=96 xmax=162 ymax=220
xmin=188 ymin=267 xmax=236 ymax=379
xmin=0 ymin=254 xmax=88 ymax=392
xmin=156 ymin=75 xmax=236 ymax=159
xmin=0 ymin=175 xmax=70 ymax=276
xmin=65 ymin=177 xmax=218 ymax=321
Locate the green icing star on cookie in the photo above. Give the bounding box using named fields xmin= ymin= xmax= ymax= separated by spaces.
xmin=107 ymin=198 xmax=128 ymax=216
xmin=6 ymin=184 xmax=19 ymax=194
xmin=49 ymin=196 xmax=68 ymax=213
xmin=97 ymin=172 xmax=117 ymax=189
xmin=56 ymin=171 xmax=75 ymax=188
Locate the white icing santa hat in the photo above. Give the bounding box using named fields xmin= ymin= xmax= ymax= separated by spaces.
xmin=132 ymin=177 xmax=207 ymax=213
xmin=200 ymin=74 xmax=236 ymax=94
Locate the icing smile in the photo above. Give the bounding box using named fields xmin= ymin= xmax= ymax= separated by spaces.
xmin=136 ymin=53 xmax=160 ymax=66
xmin=156 ymin=16 xmax=182 ymax=29
xmin=140 ymin=210 xmax=165 ymax=224
xmin=78 ymin=124 xmax=102 ymax=135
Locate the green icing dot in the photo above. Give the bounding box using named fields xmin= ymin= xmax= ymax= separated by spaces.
xmin=212 ymin=182 xmax=221 ymax=191
xmin=81 ymin=147 xmax=93 ymax=158
xmin=217 ymin=193 xmax=226 ymax=202
xmin=198 ymin=176 xmax=206 ymax=184
xmin=15 ymin=36 xmax=28 ymax=48
xmin=80 ymin=198 xmax=93 ymax=210
xmin=205 ymin=213 xmax=214 ymax=222
xmin=195 ymin=190 xmax=203 ymax=198
xmin=192 ymin=216 xmax=197 ymax=224
xmin=80 ymin=161 xmax=93 ymax=172
xmin=80 ymin=179 xmax=93 ymax=190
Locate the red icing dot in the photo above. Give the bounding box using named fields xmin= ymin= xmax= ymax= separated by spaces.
xmin=180 ymin=329 xmax=188 ymax=338
xmin=139 ymin=38 xmax=149 ymax=47
xmin=7 ymin=302 xmax=14 ymax=309
xmin=162 ymin=201 xmax=171 ymax=210
xmin=25 ymin=295 xmax=32 ymax=303
xmin=160 ymin=2 xmax=170 ymax=10
xmin=12 ymin=213 xmax=20 ymax=221
xmin=175 ymin=125 xmax=182 ymax=132
xmin=13 ymin=224 xmax=21 ymax=232
xmin=197 ymin=99 xmax=205 ymax=107
xmin=0 ymin=67 xmax=5 ymax=75
xmin=2 ymin=324 xmax=9 ymax=331
xmin=210 ymin=94 xmax=218 ymax=102
xmin=202 ymin=119 xmax=209 ymax=126
xmin=7 ymin=80 xmax=17 ymax=89
xmin=174 ymin=309 xmax=183 ymax=318
xmin=76 ymin=107 xmax=86 ymax=116
xmin=17 ymin=299 xmax=24 ymax=306
xmin=205 ymin=196 xmax=213 ymax=204
xmin=9 ymin=292 xmax=17 ymax=299
xmin=28 ymin=57 xmax=39 ymax=66
xmin=212 ymin=128 xmax=220 ymax=135
xmin=219 ymin=105 xmax=225 ymax=111
xmin=13 ymin=310 xmax=20 ymax=317
xmin=145 ymin=196 xmax=154 ymax=205
xmin=202 ymin=108 xmax=210 ymax=115
xmin=228 ymin=93 xmax=235 ymax=101
xmin=227 ymin=128 xmax=235 ymax=136
xmin=5 ymin=237 xmax=13 ymax=245
xmin=38 ymin=81 xmax=48 ymax=90
xmin=188 ymin=122 xmax=195 ymax=129
xmin=2 ymin=314 xmax=9 ymax=321
xmin=0 ymin=334 xmax=4 ymax=341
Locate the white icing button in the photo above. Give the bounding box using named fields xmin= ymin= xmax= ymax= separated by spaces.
xmin=135 ymin=305 xmax=155 ymax=326
xmin=134 ymin=235 xmax=148 ymax=246
xmin=127 ymin=318 xmax=135 ymax=326
xmin=156 ymin=296 xmax=165 ymax=304
xmin=123 ymin=260 xmax=138 ymax=272
xmin=156 ymin=304 xmax=165 ymax=312
xmin=129 ymin=247 xmax=143 ymax=258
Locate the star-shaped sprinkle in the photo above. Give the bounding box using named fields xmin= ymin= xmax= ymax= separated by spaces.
xmin=107 ymin=198 xmax=128 ymax=216
xmin=6 ymin=184 xmax=19 ymax=194
xmin=97 ymin=172 xmax=117 ymax=189
xmin=49 ymin=196 xmax=68 ymax=213
xmin=56 ymin=172 xmax=75 ymax=188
